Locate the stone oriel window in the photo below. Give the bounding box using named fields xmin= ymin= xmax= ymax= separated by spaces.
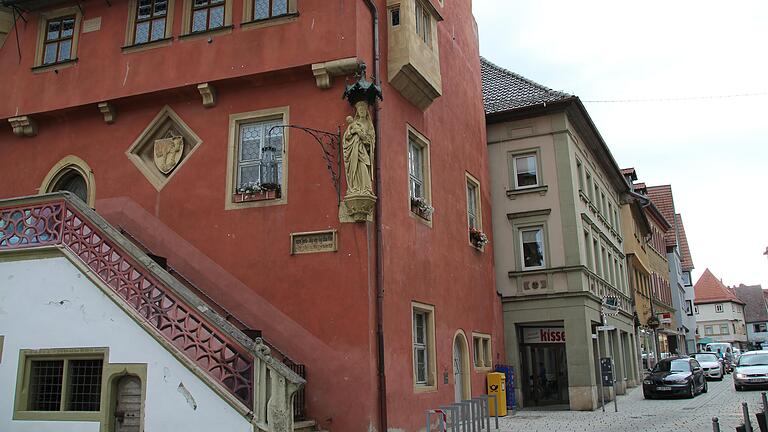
xmin=33 ymin=7 xmax=82 ymax=71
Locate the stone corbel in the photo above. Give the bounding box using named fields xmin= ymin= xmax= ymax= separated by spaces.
xmin=8 ymin=116 xmax=37 ymax=137
xmin=197 ymin=83 xmax=216 ymax=108
xmin=97 ymin=102 xmax=116 ymax=124
xmin=311 ymin=57 xmax=359 ymax=90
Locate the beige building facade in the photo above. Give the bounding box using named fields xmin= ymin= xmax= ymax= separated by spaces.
xmin=483 ymin=59 xmax=640 ymax=411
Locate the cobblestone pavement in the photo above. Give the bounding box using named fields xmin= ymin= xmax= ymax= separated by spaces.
xmin=497 ymin=375 xmax=768 ymax=431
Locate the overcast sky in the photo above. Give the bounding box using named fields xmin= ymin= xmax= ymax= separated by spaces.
xmin=472 ymin=1 xmax=768 ymax=290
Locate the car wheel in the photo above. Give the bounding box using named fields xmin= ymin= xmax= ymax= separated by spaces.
xmin=686 ymin=382 xmax=695 ymax=398
xmin=644 ymin=393 xmax=653 ymax=399
xmin=702 ymin=380 xmax=708 ymax=393
xmin=736 ymin=385 xmax=743 ymax=391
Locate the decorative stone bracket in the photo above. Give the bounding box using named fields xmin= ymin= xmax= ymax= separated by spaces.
xmin=311 ymin=57 xmax=359 ymax=89
xmin=8 ymin=115 xmax=37 ymax=137
xmin=197 ymin=83 xmax=216 ymax=108
xmin=98 ymin=102 xmax=116 ymax=124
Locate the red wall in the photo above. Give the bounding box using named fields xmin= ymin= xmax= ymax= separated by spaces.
xmin=0 ymin=1 xmax=504 ymax=431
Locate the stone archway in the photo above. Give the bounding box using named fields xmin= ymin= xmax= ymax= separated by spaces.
xmin=453 ymin=330 xmax=471 ymax=402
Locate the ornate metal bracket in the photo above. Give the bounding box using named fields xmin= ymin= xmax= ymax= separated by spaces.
xmin=269 ymin=125 xmax=342 ymax=204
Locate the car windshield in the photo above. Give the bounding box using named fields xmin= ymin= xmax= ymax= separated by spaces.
xmin=694 ymin=353 xmax=719 ymax=362
xmin=653 ymin=360 xmax=690 ymax=373
xmin=738 ymin=354 xmax=768 ymax=366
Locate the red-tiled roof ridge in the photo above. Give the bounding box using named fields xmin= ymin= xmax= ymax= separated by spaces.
xmin=646 ymin=185 xmax=677 ymax=247
xmin=676 ymin=213 xmax=694 ymax=270
xmin=694 ymin=268 xmax=745 ymax=304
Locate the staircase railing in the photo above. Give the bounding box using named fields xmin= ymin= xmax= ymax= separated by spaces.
xmin=0 ymin=193 xmax=305 ymax=432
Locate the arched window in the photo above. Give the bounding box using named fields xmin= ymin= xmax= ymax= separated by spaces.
xmin=40 ymin=156 xmax=95 ymax=207
xmin=51 ymin=170 xmax=88 ymax=202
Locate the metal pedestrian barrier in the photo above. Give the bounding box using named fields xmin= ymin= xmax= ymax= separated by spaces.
xmin=426 ymin=396 xmax=500 ymax=431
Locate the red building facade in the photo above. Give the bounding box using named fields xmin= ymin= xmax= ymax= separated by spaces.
xmin=0 ymin=0 xmax=503 ymax=430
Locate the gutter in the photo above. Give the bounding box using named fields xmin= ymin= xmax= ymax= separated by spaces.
xmin=361 ymin=1 xmax=387 ymax=431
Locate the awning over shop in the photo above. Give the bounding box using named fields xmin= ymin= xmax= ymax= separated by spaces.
xmin=697 ymin=337 xmax=714 ymax=344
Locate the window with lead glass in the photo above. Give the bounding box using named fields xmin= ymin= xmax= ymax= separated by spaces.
xmin=521 ymin=227 xmax=545 ymax=269
xmin=236 ymin=119 xmax=284 ymax=191
xmin=27 ymin=358 xmax=103 ymax=412
xmin=42 ymin=16 xmax=76 ymax=65
xmin=413 ymin=310 xmax=428 ymax=385
xmin=191 ymin=0 xmax=225 ymax=33
xmin=134 ymin=0 xmax=168 ymax=44
xmin=513 ymin=154 xmax=538 ymax=189
xmin=408 ymin=139 xmax=424 ymax=200
xmin=253 ymin=0 xmax=288 ymax=20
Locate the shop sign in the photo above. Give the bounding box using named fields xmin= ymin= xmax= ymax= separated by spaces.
xmin=660 ymin=313 xmax=672 ymax=324
xmin=522 ymin=327 xmax=566 ymax=344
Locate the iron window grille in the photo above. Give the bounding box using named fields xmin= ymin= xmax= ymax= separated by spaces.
xmin=27 ymin=358 xmax=103 ymax=412
xmin=134 ymin=0 xmax=168 ymax=44
xmin=191 ymin=0 xmax=226 ymax=33
xmin=252 ymin=0 xmax=288 ymax=20
xmin=42 ymin=16 xmax=76 ymax=65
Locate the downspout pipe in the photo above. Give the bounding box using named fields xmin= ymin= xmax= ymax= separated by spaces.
xmin=361 ymin=1 xmax=386 ymax=431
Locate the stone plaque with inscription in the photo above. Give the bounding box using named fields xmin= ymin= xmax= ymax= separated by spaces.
xmin=291 ymin=230 xmax=337 ymax=254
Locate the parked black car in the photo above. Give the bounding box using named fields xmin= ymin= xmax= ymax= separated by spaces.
xmin=643 ymin=357 xmax=707 ymax=399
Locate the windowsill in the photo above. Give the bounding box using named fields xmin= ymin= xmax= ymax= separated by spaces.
xmin=413 ymin=383 xmax=438 ymax=393
xmin=122 ymin=37 xmax=173 ymax=54
xmin=474 ymin=366 xmax=493 ymax=372
xmin=506 ymin=185 xmax=548 ymax=199
xmin=13 ymin=410 xmax=101 ymax=422
xmin=241 ymin=12 xmax=299 ymax=30
xmin=233 ymin=190 xmax=281 ymax=203
xmin=179 ymin=25 xmax=234 ymax=41
xmin=31 ymin=58 xmax=78 ymax=74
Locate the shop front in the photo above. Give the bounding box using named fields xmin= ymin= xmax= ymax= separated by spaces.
xmin=519 ymin=326 xmax=570 ymax=407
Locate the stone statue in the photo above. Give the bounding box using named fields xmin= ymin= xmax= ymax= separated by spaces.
xmin=342 ymin=100 xmax=375 ymax=196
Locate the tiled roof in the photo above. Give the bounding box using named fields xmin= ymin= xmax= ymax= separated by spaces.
xmin=633 ymin=182 xmax=647 ymax=191
xmin=734 ymin=284 xmax=768 ymax=323
xmin=694 ymin=268 xmax=745 ymax=305
xmin=646 ymin=185 xmax=676 ymax=247
xmin=676 ymin=214 xmax=694 ymax=270
xmin=481 ymin=57 xmax=573 ymax=114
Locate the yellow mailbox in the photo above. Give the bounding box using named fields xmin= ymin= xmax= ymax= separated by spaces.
xmin=486 ymin=372 xmax=507 ymax=416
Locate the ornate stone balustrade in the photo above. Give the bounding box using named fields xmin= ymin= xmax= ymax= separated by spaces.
xmin=586 ymin=271 xmax=632 ymax=315
xmin=0 ymin=193 xmax=303 ymax=432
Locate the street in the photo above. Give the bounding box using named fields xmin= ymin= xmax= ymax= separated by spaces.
xmin=498 ymin=375 xmax=768 ymax=431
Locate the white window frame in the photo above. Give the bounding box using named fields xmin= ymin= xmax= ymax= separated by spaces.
xmin=408 ymin=139 xmax=425 ymax=201
xmin=520 ymin=226 xmax=545 ymax=270
xmin=715 ymin=304 xmax=724 ymax=313
xmin=512 ymin=153 xmax=539 ymax=190
xmin=236 ymin=118 xmax=284 ymax=190
xmin=694 ymin=305 xmax=699 ymax=314
xmin=413 ymin=310 xmax=428 ymax=385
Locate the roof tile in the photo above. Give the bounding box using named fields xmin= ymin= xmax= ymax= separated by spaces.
xmin=480 ymin=57 xmax=572 ymax=114
xmin=676 ymin=213 xmax=694 ymax=270
xmin=694 ymin=268 xmax=745 ymax=305
xmin=734 ymin=284 xmax=768 ymax=323
xmin=646 ymin=185 xmax=676 ymax=247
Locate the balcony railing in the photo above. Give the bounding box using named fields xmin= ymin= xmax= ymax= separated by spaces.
xmin=0 ymin=193 xmax=304 ymax=432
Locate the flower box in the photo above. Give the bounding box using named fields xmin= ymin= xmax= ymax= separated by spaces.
xmin=233 ymin=183 xmax=281 ymax=203
xmin=410 ymin=196 xmax=434 ymax=221
xmin=469 ymin=228 xmax=489 ymax=249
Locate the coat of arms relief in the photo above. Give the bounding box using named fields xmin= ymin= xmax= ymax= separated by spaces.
xmin=153 ymin=131 xmax=184 ymax=175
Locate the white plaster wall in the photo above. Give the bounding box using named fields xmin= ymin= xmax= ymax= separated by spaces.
xmin=0 ymin=256 xmax=252 ymax=432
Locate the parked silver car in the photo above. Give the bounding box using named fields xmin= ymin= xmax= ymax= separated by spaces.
xmin=734 ymin=351 xmax=768 ymax=391
xmin=692 ymin=352 xmax=724 ymax=380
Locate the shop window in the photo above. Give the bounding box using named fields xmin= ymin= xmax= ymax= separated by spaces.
xmin=225 ymin=107 xmax=289 ymax=209
xmin=412 ymin=302 xmax=436 ymax=391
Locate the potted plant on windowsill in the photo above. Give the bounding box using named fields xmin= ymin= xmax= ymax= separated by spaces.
xmin=234 ymin=182 xmax=281 ymax=203
xmin=410 ymin=196 xmax=434 ymax=221
xmin=469 ymin=228 xmax=489 ymax=249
